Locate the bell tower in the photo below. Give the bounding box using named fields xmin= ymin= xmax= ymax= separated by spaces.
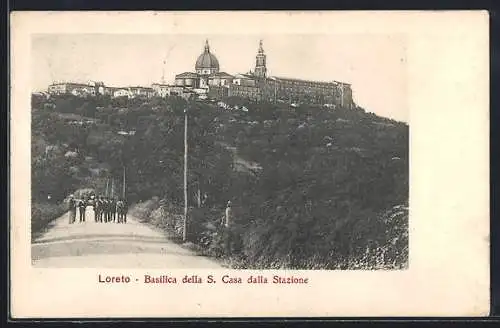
xmin=254 ymin=40 xmax=267 ymax=79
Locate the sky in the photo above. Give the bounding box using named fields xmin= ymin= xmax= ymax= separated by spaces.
xmin=32 ymin=34 xmax=408 ymax=122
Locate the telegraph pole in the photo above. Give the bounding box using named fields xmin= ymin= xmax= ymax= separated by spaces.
xmin=340 ymin=83 xmax=344 ymax=108
xmin=161 ymin=60 xmax=166 ymax=84
xmin=122 ymin=166 xmax=126 ymax=199
xmin=274 ymin=80 xmax=277 ymax=103
xmin=183 ymin=106 xmax=188 ymax=242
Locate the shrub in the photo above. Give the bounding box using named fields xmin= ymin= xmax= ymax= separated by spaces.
xmin=129 ymin=197 xmax=160 ymax=223
xmin=31 ymin=202 xmax=67 ymax=241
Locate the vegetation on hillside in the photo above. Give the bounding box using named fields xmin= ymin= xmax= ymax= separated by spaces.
xmin=31 ymin=93 xmax=409 ymax=269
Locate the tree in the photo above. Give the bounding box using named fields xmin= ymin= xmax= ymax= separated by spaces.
xmin=76 ymin=100 xmax=97 ymax=118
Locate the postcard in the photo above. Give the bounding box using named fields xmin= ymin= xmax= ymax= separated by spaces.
xmin=10 ymin=10 xmax=489 ymax=318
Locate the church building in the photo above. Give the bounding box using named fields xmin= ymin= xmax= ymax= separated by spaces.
xmin=172 ymin=39 xmax=355 ymax=108
xmin=174 ymin=40 xmax=234 ymax=90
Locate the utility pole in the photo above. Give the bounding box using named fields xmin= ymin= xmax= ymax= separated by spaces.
xmin=105 ymin=179 xmax=109 ymax=197
xmin=183 ymin=106 xmax=188 ymax=242
xmin=340 ymin=83 xmax=344 ymax=108
xmin=274 ymin=80 xmax=277 ymax=103
xmin=122 ymin=166 xmax=126 ymax=199
xmin=161 ymin=59 xmax=166 ymax=84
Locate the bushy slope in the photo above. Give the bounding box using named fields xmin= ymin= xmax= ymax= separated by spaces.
xmin=32 ymin=94 xmax=409 ymax=269
xmin=122 ymin=97 xmax=409 ymax=269
xmin=204 ymin=101 xmax=409 ymax=269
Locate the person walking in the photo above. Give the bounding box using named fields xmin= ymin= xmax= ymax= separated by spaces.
xmin=102 ymin=197 xmax=107 ymax=223
xmin=116 ymin=199 xmax=124 ymax=223
xmin=78 ymin=198 xmax=86 ymax=223
xmin=104 ymin=197 xmax=111 ymax=223
xmin=111 ymin=198 xmax=117 ymax=223
xmin=93 ymin=196 xmax=101 ymax=223
xmin=107 ymin=197 xmax=112 ymax=223
xmin=122 ymin=199 xmax=128 ymax=223
xmin=68 ymin=194 xmax=77 ymax=224
xmin=98 ymin=196 xmax=104 ymax=223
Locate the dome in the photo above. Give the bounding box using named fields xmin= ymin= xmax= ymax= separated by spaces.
xmin=195 ymin=40 xmax=219 ymax=72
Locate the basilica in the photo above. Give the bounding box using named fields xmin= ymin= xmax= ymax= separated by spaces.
xmin=173 ymin=39 xmax=355 ymax=107
xmin=46 ymin=39 xmax=355 ymax=107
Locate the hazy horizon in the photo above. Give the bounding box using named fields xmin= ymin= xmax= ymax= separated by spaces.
xmin=32 ymin=34 xmax=408 ymax=122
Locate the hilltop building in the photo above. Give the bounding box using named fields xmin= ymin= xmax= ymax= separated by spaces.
xmin=47 ymin=81 xmax=155 ymax=99
xmin=171 ymin=39 xmax=354 ymax=107
xmin=45 ymin=39 xmax=355 ymax=108
xmin=254 ymin=40 xmax=267 ymax=79
xmin=48 ymin=82 xmax=98 ymax=97
xmin=152 ymin=83 xmax=172 ymax=97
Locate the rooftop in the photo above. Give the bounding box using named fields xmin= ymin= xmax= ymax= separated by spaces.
xmin=209 ymin=72 xmax=234 ymax=78
xmin=123 ymin=86 xmax=154 ymax=90
xmin=234 ymin=73 xmax=255 ymax=79
xmin=175 ymin=72 xmax=200 ymax=78
xmin=152 ymin=83 xmax=174 ymax=87
xmin=49 ymin=82 xmax=90 ymax=87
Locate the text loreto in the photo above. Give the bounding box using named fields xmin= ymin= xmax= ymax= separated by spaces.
xmin=98 ymin=274 xmax=131 ymax=283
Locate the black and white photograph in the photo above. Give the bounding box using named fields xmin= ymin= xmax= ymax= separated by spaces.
xmin=30 ymin=33 xmax=409 ymax=269
xmin=11 ymin=11 xmax=489 ymax=318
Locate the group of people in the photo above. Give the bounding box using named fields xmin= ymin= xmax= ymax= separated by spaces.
xmin=92 ymin=196 xmax=128 ymax=224
xmin=68 ymin=194 xmax=128 ymax=224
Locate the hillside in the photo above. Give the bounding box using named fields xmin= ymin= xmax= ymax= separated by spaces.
xmin=31 ymin=94 xmax=409 ymax=269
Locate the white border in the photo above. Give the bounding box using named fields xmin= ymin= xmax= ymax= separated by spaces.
xmin=10 ymin=11 xmax=490 ymax=317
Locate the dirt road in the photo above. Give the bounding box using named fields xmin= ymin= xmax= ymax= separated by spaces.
xmin=31 ymin=207 xmax=223 ymax=268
